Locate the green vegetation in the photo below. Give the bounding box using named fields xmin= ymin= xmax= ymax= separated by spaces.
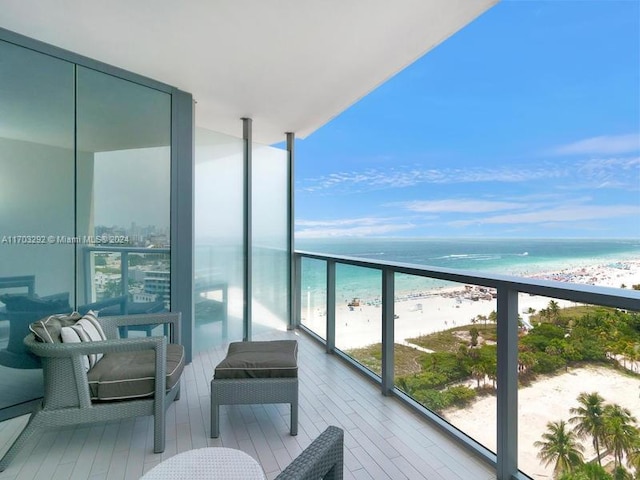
xmin=102 ymin=279 xmax=122 ymax=298
xmin=96 ymin=267 xmax=121 ymax=275
xmin=523 ymin=306 xmax=640 ymax=379
xmin=345 ymin=302 xmax=640 ymax=429
xmin=94 ymin=255 xmax=107 ymax=266
xmin=347 ymin=324 xmax=498 ymax=412
xmin=344 ymin=343 xmax=424 ymax=377
xmin=406 ymin=323 xmax=497 ymax=352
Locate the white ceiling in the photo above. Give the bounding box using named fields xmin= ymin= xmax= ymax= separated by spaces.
xmin=0 ymin=0 xmax=497 ymax=145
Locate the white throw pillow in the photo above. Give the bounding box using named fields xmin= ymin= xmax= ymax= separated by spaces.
xmin=60 ymin=311 xmax=106 ymax=372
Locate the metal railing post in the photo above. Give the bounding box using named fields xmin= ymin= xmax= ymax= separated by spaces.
xmin=293 ymin=254 xmax=302 ymax=327
xmin=496 ymin=287 xmax=518 ymax=480
xmin=242 ymin=117 xmax=252 ymax=341
xmin=83 ymin=247 xmax=92 ymax=303
xmin=286 ymin=132 xmax=295 ymax=330
xmin=121 ymin=251 xmax=129 ymax=314
xmin=326 ymin=260 xmax=336 ymax=353
xmin=381 ymin=268 xmax=395 ymax=395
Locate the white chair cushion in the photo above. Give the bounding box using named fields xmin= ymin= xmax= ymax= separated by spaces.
xmin=61 ymin=311 xmax=106 ymax=371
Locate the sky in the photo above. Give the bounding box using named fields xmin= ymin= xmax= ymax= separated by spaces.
xmin=293 ymin=0 xmax=640 ymax=239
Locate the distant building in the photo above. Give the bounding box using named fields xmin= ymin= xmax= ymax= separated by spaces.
xmin=132 ymin=292 xmax=157 ymax=303
xmin=144 ymin=270 xmax=170 ymax=309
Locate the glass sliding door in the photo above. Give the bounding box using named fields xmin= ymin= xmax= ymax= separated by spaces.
xmin=0 ymin=40 xmax=75 ymax=414
xmin=0 ymin=43 xmax=174 ymax=423
xmin=194 ymin=128 xmax=245 ymax=350
xmin=75 ymin=67 xmax=171 ymax=322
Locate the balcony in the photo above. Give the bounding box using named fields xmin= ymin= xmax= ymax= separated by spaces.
xmin=0 ymin=327 xmax=495 ymax=480
xmin=1 ymin=250 xmax=638 ymax=480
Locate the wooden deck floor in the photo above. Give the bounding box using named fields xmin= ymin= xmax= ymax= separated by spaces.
xmin=0 ymin=329 xmax=495 ymax=480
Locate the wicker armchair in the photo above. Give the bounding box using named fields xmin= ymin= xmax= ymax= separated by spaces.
xmin=0 ymin=312 xmax=183 ymax=472
xmin=275 ymin=426 xmax=344 ymax=480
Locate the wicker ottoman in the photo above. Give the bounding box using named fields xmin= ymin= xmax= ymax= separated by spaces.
xmin=210 ymin=340 xmax=298 ymax=438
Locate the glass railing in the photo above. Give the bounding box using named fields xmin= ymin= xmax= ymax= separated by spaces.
xmin=295 ymin=250 xmax=640 ymax=480
xmin=300 ymin=257 xmax=327 ymax=339
xmin=335 ymin=264 xmax=382 ymax=373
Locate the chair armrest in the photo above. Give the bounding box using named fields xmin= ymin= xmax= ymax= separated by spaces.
xmin=275 ymin=426 xmax=344 ymax=480
xmin=100 ymin=312 xmax=181 ymax=344
xmin=25 ymin=335 xmax=166 ymax=358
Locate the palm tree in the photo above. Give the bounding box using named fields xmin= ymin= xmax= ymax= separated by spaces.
xmin=539 ymin=308 xmax=550 ymax=323
xmin=558 ymin=462 xmax=613 ymax=480
xmin=625 ymin=434 xmax=640 ymax=476
xmin=548 ymin=300 xmax=560 ymax=324
xmin=602 ymin=404 xmax=638 ymax=469
xmin=569 ymin=392 xmax=606 ymax=466
xmin=534 ymin=420 xmax=585 ymax=478
xmin=612 ymin=466 xmax=633 ymax=480
xmin=470 ymin=363 xmax=485 ymax=388
xmin=518 ymin=351 xmax=537 ymax=374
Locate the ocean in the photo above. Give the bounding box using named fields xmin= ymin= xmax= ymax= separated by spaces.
xmin=296 ymin=238 xmax=640 ymax=306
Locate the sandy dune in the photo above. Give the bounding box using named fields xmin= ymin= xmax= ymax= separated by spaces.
xmin=443 ymin=366 xmax=640 ymax=479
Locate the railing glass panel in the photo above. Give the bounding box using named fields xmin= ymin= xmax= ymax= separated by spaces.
xmin=335 ymin=264 xmax=382 ymax=376
xmin=300 ymin=258 xmax=327 ymax=340
xmin=393 ymin=274 xmax=498 ymax=454
xmin=517 ymin=296 xmax=640 ymax=479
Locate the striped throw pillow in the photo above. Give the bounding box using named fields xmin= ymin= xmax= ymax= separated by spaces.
xmin=60 ymin=311 xmax=107 ymax=372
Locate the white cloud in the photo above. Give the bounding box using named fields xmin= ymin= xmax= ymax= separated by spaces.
xmin=392 ymin=199 xmax=522 ymax=213
xmin=551 ymin=133 xmax=640 ymax=155
xmin=297 ymin=217 xmax=399 ymax=227
xmin=298 ymin=164 xmax=564 ymax=194
xmin=299 ymin=134 xmax=640 ymax=196
xmin=450 ymin=204 xmax=640 ymax=227
xmin=578 ymin=156 xmax=640 ymax=185
xmin=295 ymin=216 xmax=415 ymax=238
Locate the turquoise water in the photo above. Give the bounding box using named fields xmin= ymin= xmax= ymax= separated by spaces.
xmin=297 ymin=238 xmax=640 ymax=306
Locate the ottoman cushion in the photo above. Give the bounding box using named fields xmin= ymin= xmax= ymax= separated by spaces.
xmin=214 ymin=340 xmax=298 ymax=379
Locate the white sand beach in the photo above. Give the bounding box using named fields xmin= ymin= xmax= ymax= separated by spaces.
xmin=301 ymin=259 xmax=640 ymax=350
xmin=442 ymin=366 xmax=640 ymax=479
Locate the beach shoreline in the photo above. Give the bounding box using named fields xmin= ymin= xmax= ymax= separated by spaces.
xmin=301 ymin=259 xmax=640 ymax=350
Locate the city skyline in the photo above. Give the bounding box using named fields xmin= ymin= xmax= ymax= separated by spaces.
xmin=293 ymin=1 xmax=640 ymax=239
